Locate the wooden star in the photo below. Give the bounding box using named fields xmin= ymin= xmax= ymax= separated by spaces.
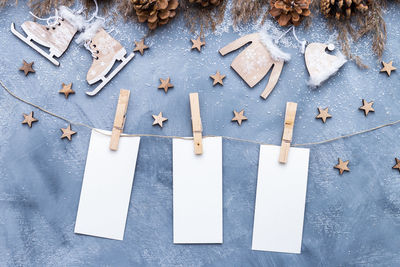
xmin=380 ymin=61 xmax=396 ymax=76
xmin=19 ymin=60 xmax=35 ymax=76
xmin=334 ymin=158 xmax=350 ymax=175
xmin=158 ymin=77 xmax=173 ymax=93
xmin=22 ymin=111 xmax=38 ymax=128
xmin=152 ymin=112 xmax=168 ymax=127
xmin=210 ymin=71 xmax=226 ymax=86
xmin=133 ymin=39 xmax=149 ymax=55
xmin=315 ymin=107 xmax=332 ymax=123
xmin=359 ymin=99 xmax=374 ymax=116
xmin=59 ymin=83 xmax=75 ymax=99
xmin=60 ymin=124 xmax=76 ymax=141
xmin=191 ymin=36 xmax=205 ymax=52
xmin=393 ymin=158 xmax=400 ymax=173
xmin=232 ymin=109 xmax=247 ymax=126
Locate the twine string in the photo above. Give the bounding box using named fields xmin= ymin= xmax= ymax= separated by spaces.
xmin=292 ymin=26 xmax=307 ymax=54
xmin=1 ymin=79 xmax=399 ymax=147
xmin=275 ymin=26 xmax=293 ymax=44
xmin=274 ymin=26 xmax=307 ymax=54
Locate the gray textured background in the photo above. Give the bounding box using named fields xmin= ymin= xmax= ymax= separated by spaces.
xmin=1 ymin=1 xmax=400 ymax=266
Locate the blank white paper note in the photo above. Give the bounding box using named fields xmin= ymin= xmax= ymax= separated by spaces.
xmin=173 ymin=137 xmax=223 ymax=244
xmin=74 ymin=129 xmax=140 ymax=240
xmin=252 ymin=145 xmax=310 ymax=254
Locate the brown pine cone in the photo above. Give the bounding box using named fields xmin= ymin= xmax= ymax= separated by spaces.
xmin=188 ymin=0 xmax=221 ymax=7
xmin=132 ymin=0 xmax=179 ymax=30
xmin=269 ymin=0 xmax=311 ymax=27
xmin=320 ymin=0 xmax=369 ymax=20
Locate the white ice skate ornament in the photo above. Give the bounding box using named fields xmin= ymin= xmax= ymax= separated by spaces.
xmin=219 ymin=32 xmax=290 ymax=100
xmin=83 ymin=28 xmax=134 ymax=96
xmin=11 ymin=6 xmax=85 ymax=66
xmin=305 ymin=43 xmax=347 ymax=87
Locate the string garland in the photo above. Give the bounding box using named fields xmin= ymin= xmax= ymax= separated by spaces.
xmin=1 ymin=79 xmax=400 ymax=147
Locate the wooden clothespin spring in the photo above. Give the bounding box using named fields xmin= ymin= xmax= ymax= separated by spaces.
xmin=189 ymin=93 xmax=203 ymax=155
xmin=110 ymin=89 xmax=130 ymax=151
xmin=279 ymin=102 xmax=297 ymax=163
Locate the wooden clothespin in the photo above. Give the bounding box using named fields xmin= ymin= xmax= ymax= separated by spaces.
xmin=279 ymin=102 xmax=297 ymax=163
xmin=110 ymin=89 xmax=130 ymax=151
xmin=189 ymin=93 xmax=203 ymax=155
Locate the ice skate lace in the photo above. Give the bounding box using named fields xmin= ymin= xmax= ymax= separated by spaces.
xmin=87 ymin=0 xmax=105 ymax=23
xmin=84 ymin=40 xmax=100 ymax=60
xmin=29 ymin=10 xmax=64 ymax=30
xmin=81 ymin=0 xmax=107 ymax=60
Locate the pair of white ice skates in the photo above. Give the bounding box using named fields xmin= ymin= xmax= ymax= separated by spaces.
xmin=11 ymin=10 xmax=134 ymax=96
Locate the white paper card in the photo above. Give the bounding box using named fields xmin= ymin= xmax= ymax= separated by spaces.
xmin=173 ymin=137 xmax=223 ymax=244
xmin=74 ymin=129 xmax=140 ymax=240
xmin=252 ymin=145 xmax=310 ymax=254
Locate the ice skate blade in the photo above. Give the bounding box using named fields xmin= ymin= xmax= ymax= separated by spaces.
xmin=86 ymin=52 xmax=135 ymax=96
xmin=11 ymin=23 xmax=60 ymax=66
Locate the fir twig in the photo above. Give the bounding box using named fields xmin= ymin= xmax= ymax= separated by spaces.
xmin=182 ymin=0 xmax=227 ymax=33
xmin=319 ymin=0 xmax=387 ymax=67
xmin=231 ymin=0 xmax=268 ymax=26
xmin=0 ymin=0 xmax=17 ymax=7
xmin=28 ymin=0 xmax=73 ymax=16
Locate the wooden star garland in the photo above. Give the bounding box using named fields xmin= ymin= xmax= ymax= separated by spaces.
xmin=359 ymin=99 xmax=374 ymax=116
xmin=22 ymin=111 xmax=38 ymax=127
xmin=334 ymin=158 xmax=350 ymax=175
xmin=60 ymin=124 xmax=76 ymax=141
xmin=380 ymin=61 xmax=396 ymax=76
xmin=393 ymin=158 xmax=400 ymax=173
xmin=316 ymin=107 xmax=332 ymax=123
xmin=210 ymin=71 xmax=226 ymax=86
xmin=59 ymin=83 xmax=75 ymax=99
xmin=133 ymin=39 xmax=149 ymax=55
xmin=152 ymin=112 xmax=168 ymax=127
xmin=9 ymin=53 xmax=395 ymax=177
xmin=232 ymin=110 xmax=247 ymax=125
xmin=19 ymin=60 xmax=35 ymax=76
xmin=158 ymin=77 xmax=173 ymax=93
xmin=191 ymin=36 xmax=205 ymax=52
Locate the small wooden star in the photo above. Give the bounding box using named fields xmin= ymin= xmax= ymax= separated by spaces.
xmin=22 ymin=111 xmax=38 ymax=128
xmin=133 ymin=39 xmax=149 ymax=55
xmin=210 ymin=71 xmax=226 ymax=86
xmin=393 ymin=158 xmax=400 ymax=173
xmin=152 ymin=112 xmax=168 ymax=127
xmin=359 ymin=99 xmax=374 ymax=116
xmin=59 ymin=83 xmax=75 ymax=99
xmin=380 ymin=61 xmax=396 ymax=76
xmin=315 ymin=107 xmax=332 ymax=123
xmin=19 ymin=60 xmax=35 ymax=76
xmin=191 ymin=36 xmax=205 ymax=52
xmin=334 ymin=158 xmax=350 ymax=175
xmin=60 ymin=124 xmax=76 ymax=141
xmin=158 ymin=77 xmax=173 ymax=93
xmin=232 ymin=109 xmax=247 ymax=126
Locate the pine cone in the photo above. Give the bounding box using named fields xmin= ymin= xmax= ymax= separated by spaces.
xmin=269 ymin=0 xmax=311 ymax=27
xmin=132 ymin=0 xmax=179 ymax=30
xmin=188 ymin=0 xmax=221 ymax=7
xmin=320 ymin=0 xmax=368 ymax=20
